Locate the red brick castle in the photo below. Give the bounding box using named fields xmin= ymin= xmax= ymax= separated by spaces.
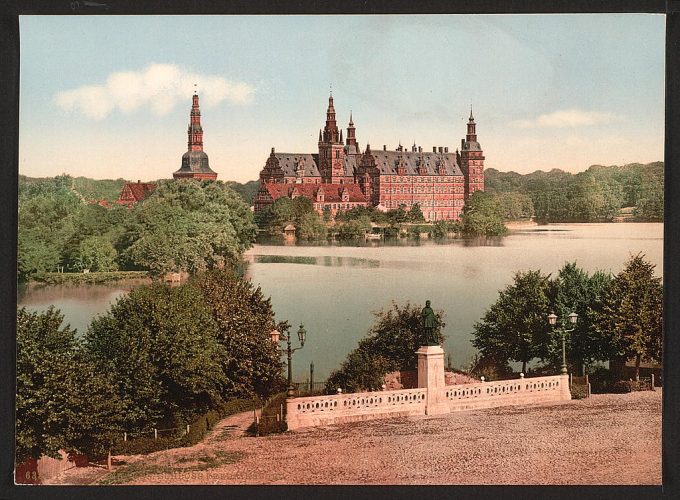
xmin=254 ymin=93 xmax=484 ymax=221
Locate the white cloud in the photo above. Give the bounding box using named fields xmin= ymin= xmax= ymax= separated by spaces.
xmin=54 ymin=63 xmax=255 ymax=120
xmin=510 ymin=109 xmax=622 ymax=129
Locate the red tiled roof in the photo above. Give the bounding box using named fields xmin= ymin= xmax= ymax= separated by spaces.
xmin=118 ymin=182 xmax=157 ymax=203
xmin=262 ymin=183 xmax=367 ymax=203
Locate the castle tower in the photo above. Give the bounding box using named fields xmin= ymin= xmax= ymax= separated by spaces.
xmin=459 ymin=107 xmax=484 ymax=197
xmin=346 ymin=112 xmax=360 ymax=155
xmin=318 ymin=93 xmax=346 ymax=184
xmin=173 ymin=92 xmax=218 ymax=181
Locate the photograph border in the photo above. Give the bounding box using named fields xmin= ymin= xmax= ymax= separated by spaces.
xmin=1 ymin=1 xmax=677 ymax=498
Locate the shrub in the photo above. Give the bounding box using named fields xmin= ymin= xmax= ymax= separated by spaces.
xmin=253 ymin=393 xmax=288 ymax=436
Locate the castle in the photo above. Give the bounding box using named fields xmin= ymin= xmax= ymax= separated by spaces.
xmin=254 ymin=93 xmax=484 ymax=221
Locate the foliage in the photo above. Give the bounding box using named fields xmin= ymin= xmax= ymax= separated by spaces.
xmin=547 ymin=263 xmax=613 ymax=374
xmin=16 ymin=307 xmax=123 ymax=462
xmin=119 ymin=180 xmax=257 ymax=277
xmin=72 ymin=176 xmax=127 ymax=202
xmin=471 ymin=270 xmax=551 ymax=373
xmin=326 ymin=302 xmax=445 ymax=393
xmin=461 ymin=191 xmax=508 ymax=236
xmin=259 ymin=196 xmax=317 ymax=237
xmin=253 ymin=393 xmax=288 ymax=436
xmin=485 ymin=162 xmax=663 ymax=223
xmin=408 ymin=203 xmax=425 ymax=222
xmin=493 ymin=191 xmax=534 ymax=220
xmin=590 ymin=254 xmax=663 ymax=379
xmin=85 ymin=282 xmax=227 ymax=432
xmin=466 ymin=354 xmax=514 ymax=381
xmin=225 ymin=180 xmax=260 ymax=205
xmin=190 ymin=269 xmax=284 ymax=399
xmin=335 ymin=215 xmax=372 ymax=240
xmin=30 ymin=271 xmax=149 ymax=285
xmin=297 ymin=212 xmax=328 ymax=241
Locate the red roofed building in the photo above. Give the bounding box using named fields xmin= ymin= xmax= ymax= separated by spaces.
xmin=254 ymin=182 xmax=368 ymax=217
xmin=254 ymin=93 xmax=484 ymax=221
xmin=116 ymin=180 xmax=157 ymax=208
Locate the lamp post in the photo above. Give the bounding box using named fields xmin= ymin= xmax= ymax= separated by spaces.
xmin=270 ymin=323 xmax=307 ymax=397
xmin=547 ymin=311 xmax=578 ymax=375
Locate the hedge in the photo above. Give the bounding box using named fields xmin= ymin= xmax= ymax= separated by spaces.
xmin=113 ymin=398 xmax=257 ymax=455
xmin=30 ymin=271 xmax=150 ymax=285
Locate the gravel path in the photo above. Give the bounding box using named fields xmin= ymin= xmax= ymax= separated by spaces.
xmin=66 ymin=390 xmax=662 ymax=485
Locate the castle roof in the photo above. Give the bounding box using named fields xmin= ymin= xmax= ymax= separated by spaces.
xmin=368 ymin=151 xmax=463 ymax=176
xmin=269 ymin=150 xmax=462 ymax=178
xmin=262 ymin=182 xmax=367 ymax=203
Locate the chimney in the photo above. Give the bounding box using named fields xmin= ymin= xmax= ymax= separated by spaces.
xmin=438 ymin=147 xmax=443 ymax=154
xmin=383 ymin=145 xmax=387 ymax=151
xmin=445 ymin=147 xmax=449 ymax=153
xmin=137 ymin=180 xmax=141 ymax=184
xmin=418 ymin=146 xmax=422 ymax=153
xmin=461 ymin=139 xmax=465 ymax=150
xmin=433 ymin=147 xmax=436 ymax=153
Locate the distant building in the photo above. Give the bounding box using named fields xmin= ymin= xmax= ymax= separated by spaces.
xmin=115 ymin=92 xmax=217 ymax=206
xmin=116 ymin=180 xmax=157 ymax=207
xmin=172 ymin=92 xmax=218 ymax=181
xmin=254 ymin=93 xmax=485 ymax=221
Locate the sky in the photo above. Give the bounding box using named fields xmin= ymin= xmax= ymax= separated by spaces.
xmin=19 ymin=14 xmax=665 ymax=183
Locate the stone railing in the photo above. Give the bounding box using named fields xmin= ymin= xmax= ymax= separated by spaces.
xmin=286 ymin=374 xmax=570 ymax=431
xmin=442 ymin=374 xmax=569 ymax=413
xmin=286 ymin=387 xmax=427 ymax=430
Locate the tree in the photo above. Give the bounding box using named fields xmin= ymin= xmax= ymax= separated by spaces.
xmin=297 ymin=212 xmax=328 ymax=241
xmin=85 ymin=283 xmax=227 ymax=431
xmin=119 ymin=180 xmax=257 ymax=277
xmin=471 ymin=270 xmax=551 ymax=373
xmin=461 ymin=192 xmax=508 ymax=236
xmin=69 ymin=235 xmax=118 ymax=272
xmin=16 ymin=307 xmax=123 ymax=462
xmin=591 ymin=254 xmax=663 ymax=379
xmin=408 ymin=203 xmax=425 ymax=222
xmin=191 ymin=269 xmax=284 ymax=399
xmin=326 ymin=302 xmax=445 ymax=392
xmin=494 ymin=192 xmax=534 ymax=220
xmin=548 ymin=263 xmax=613 ymax=374
xmin=336 ymin=215 xmax=372 ymax=240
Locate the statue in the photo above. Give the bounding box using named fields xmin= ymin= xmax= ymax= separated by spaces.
xmin=421 ymin=300 xmax=439 ymax=346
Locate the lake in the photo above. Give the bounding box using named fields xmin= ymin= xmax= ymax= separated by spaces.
xmin=18 ymin=223 xmax=663 ymax=381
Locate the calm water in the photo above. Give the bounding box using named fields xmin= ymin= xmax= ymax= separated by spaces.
xmin=18 ymin=223 xmax=663 ymax=380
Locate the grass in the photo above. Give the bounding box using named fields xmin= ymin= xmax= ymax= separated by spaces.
xmin=97 ymin=451 xmax=244 ymax=484
xmin=96 ymin=463 xmax=174 ymax=485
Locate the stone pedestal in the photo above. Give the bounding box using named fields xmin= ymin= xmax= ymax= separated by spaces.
xmin=417 ymin=345 xmax=449 ymax=415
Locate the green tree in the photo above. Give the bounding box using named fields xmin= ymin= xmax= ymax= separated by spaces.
xmin=471 ymin=270 xmax=551 ymax=373
xmin=548 ymin=263 xmax=613 ymax=374
xmin=16 ymin=307 xmax=123 ymax=462
xmin=591 ymin=254 xmax=663 ymax=379
xmin=261 ymin=196 xmax=316 ymax=236
xmin=495 ymin=192 xmax=534 ymax=220
xmin=408 ymin=203 xmax=425 ymax=222
xmin=461 ymin=191 xmax=508 ymax=236
xmin=326 ymin=302 xmax=445 ymax=392
xmin=85 ymin=283 xmax=227 ymax=431
xmin=297 ymin=212 xmax=328 ymax=241
xmin=69 ymin=235 xmax=118 ymax=272
xmin=191 ymin=269 xmax=284 ymax=399
xmin=119 ymin=180 xmax=257 ymax=277
xmin=336 ymin=215 xmax=372 ymax=240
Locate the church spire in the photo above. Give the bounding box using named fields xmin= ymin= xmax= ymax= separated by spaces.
xmin=188 ymin=92 xmax=203 ymax=152
xmin=466 ymin=106 xmax=477 ymax=142
xmin=346 ymin=111 xmax=358 ymax=150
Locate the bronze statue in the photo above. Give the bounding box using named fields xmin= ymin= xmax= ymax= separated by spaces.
xmin=421 ymin=300 xmax=438 ymax=346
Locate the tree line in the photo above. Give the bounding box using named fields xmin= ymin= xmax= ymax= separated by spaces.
xmin=18 ymin=176 xmax=257 ymax=281
xmin=471 ymin=255 xmax=662 ymax=379
xmin=485 ymin=162 xmax=664 ymax=222
xmin=16 ymin=270 xmax=284 ymax=463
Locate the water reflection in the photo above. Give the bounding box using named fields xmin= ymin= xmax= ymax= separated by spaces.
xmin=254 ymin=255 xmax=381 ymax=268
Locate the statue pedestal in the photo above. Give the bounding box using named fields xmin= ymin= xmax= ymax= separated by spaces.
xmin=416 ymin=345 xmax=449 ymax=415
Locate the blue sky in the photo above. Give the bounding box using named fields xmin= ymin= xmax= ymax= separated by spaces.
xmin=19 ymin=14 xmax=665 ymax=183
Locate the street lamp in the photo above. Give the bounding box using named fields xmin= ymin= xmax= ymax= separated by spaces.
xmin=270 ymin=323 xmax=307 ymax=397
xmin=547 ymin=311 xmax=578 ymax=375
